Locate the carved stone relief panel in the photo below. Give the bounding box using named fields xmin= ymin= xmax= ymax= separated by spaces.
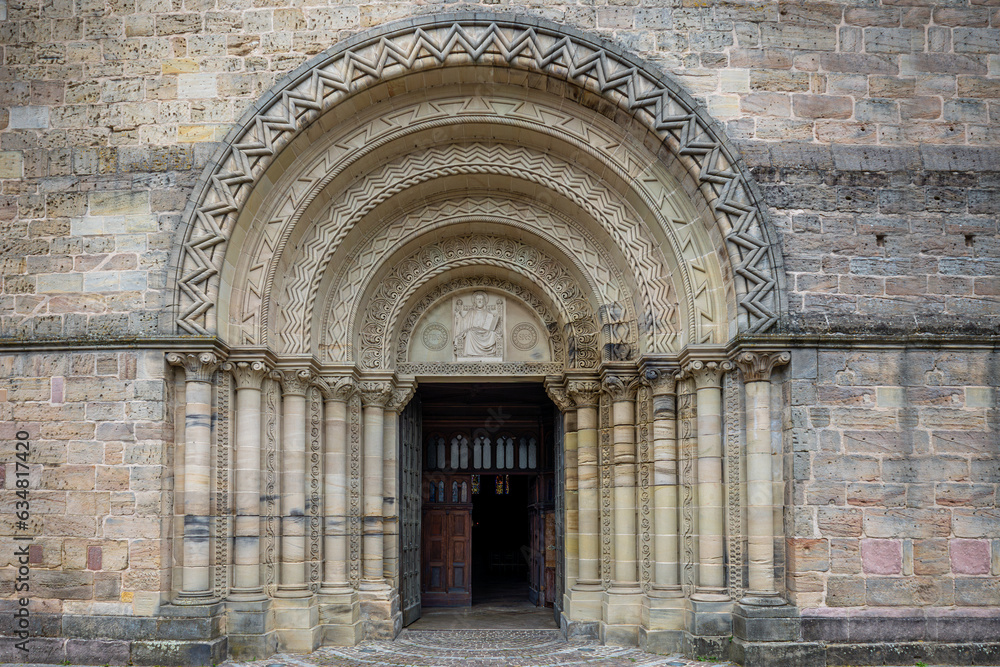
xmin=408 ymin=288 xmax=553 ymax=365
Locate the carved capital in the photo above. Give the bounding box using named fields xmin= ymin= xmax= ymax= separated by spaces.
xmin=358 ymin=381 xmax=393 ymax=408
xmin=733 ymin=351 xmax=790 ymax=383
xmin=567 ymin=379 xmax=601 ymax=408
xmin=277 ymin=369 xmax=313 ymax=396
xmin=642 ymin=365 xmax=678 ymax=396
xmin=682 ymin=359 xmax=734 ymax=390
xmin=386 ymin=385 xmax=416 ymax=412
xmin=222 ymin=360 xmax=271 ymax=390
xmin=315 ymin=375 xmax=356 ymax=402
xmin=601 ymin=374 xmax=638 ymax=402
xmin=544 ymin=380 xmax=573 ymax=412
xmin=167 ymin=352 xmax=221 ymax=383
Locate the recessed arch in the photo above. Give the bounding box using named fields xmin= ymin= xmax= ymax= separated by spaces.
xmin=173 ymin=13 xmax=785 ymax=347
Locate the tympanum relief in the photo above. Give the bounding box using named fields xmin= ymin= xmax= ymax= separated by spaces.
xmin=409 ymin=289 xmax=550 ymax=364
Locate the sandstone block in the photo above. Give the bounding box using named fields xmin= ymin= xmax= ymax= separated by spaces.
xmin=788 ymin=538 xmax=830 ymax=572
xmin=953 ymin=509 xmax=1000 ymax=538
xmin=951 ymin=539 xmax=991 ymax=575
xmin=793 ymin=95 xmax=853 ymax=119
xmin=818 ymin=507 xmax=863 ymax=537
xmin=865 ymin=508 xmax=952 ymax=538
xmin=861 ymin=539 xmax=902 ymax=574
xmin=826 ymin=576 xmax=865 ymax=606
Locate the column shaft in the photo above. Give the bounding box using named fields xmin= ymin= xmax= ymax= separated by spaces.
xmin=321 ymin=392 xmax=351 ymax=590
xmin=606 ymin=376 xmax=638 ymax=588
xmin=564 ymin=410 xmax=579 ymax=590
xmin=277 ymin=371 xmax=311 ymax=596
xmin=576 ymin=404 xmax=600 ymax=585
xmin=647 ymin=368 xmax=681 ymax=592
xmin=361 ymin=400 xmax=386 ymax=586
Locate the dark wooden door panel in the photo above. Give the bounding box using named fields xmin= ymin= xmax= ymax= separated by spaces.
xmin=421 ymin=473 xmax=472 ymax=606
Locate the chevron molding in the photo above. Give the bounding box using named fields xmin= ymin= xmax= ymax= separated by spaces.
xmin=178 ymin=16 xmax=780 ymax=341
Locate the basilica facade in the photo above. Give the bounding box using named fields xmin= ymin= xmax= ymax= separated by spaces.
xmin=1 ymin=3 xmax=998 ymax=666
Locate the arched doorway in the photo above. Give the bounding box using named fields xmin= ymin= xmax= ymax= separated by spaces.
xmin=165 ymin=12 xmax=790 ymax=658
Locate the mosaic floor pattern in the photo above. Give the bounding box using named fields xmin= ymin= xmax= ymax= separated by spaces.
xmin=223 ymin=629 xmax=736 ymax=667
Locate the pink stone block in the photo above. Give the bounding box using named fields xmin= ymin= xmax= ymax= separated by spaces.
xmin=87 ymin=545 xmax=102 ymax=571
xmin=950 ymin=539 xmax=990 ymax=575
xmin=50 ymin=376 xmax=64 ymax=404
xmin=861 ymin=538 xmax=902 ymax=575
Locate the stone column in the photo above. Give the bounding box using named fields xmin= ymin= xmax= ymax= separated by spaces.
xmin=224 ymin=360 xmax=270 ymax=600
xmin=566 ymin=378 xmax=602 ymax=629
xmin=733 ymin=351 xmax=789 ymax=602
xmin=167 ymin=351 xmax=221 ymax=603
xmin=276 ymin=369 xmax=313 ymax=598
xmin=602 ymin=373 xmax=640 ymax=590
xmin=545 ymin=380 xmax=577 ymax=605
xmin=316 ymin=375 xmax=361 ymax=645
xmin=685 ymin=360 xmax=733 ymax=599
xmin=644 ymin=366 xmax=682 ymax=594
xmin=358 ymin=381 xmax=393 ymax=590
xmin=383 ymin=385 xmax=414 ymax=588
xmin=317 ymin=376 xmax=355 ymax=593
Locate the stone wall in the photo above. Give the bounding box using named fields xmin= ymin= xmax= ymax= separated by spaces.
xmin=784 ymin=347 xmax=1000 ymax=607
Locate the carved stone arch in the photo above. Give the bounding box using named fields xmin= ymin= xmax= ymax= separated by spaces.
xmin=313 ymin=198 xmax=651 ymax=362
xmin=353 ymin=236 xmax=609 ymax=370
xmin=173 ymin=12 xmax=785 ymax=343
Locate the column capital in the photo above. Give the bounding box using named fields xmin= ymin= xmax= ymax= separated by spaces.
xmin=385 ymin=384 xmax=415 ymax=412
xmin=358 ymin=380 xmax=393 ymax=408
xmin=222 ymin=359 xmax=271 ymax=390
xmin=601 ymin=373 xmax=639 ymax=402
xmin=567 ymin=379 xmax=601 ymax=408
xmin=682 ymin=359 xmax=734 ymax=389
xmin=276 ymin=368 xmax=313 ymax=396
xmin=641 ymin=364 xmax=679 ymax=396
xmin=543 ymin=377 xmax=573 ymax=412
xmin=733 ymin=351 xmax=790 ymax=383
xmin=315 ymin=374 xmax=356 ymax=402
xmin=167 ymin=352 xmax=221 ymax=383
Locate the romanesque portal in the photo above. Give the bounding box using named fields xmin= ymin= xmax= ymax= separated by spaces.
xmin=165 ymin=14 xmax=791 ymax=661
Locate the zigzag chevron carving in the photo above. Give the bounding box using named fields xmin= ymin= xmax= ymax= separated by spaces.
xmin=177 ymin=18 xmax=779 ymax=337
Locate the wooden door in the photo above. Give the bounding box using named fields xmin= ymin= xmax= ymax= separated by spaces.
xmin=421 ymin=474 xmax=472 ymax=606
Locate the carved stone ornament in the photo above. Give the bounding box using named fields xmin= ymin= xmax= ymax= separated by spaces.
xmin=167 ymin=352 xmax=221 ymax=383
xmin=683 ymin=359 xmax=735 ymax=389
xmin=178 ymin=16 xmax=779 ymax=342
xmin=453 ymin=291 xmax=504 ymax=362
xmin=357 ymin=381 xmax=394 ymax=408
xmin=642 ymin=365 xmax=678 ymax=396
xmin=315 ymin=375 xmax=356 ymax=402
xmin=386 ymin=386 xmax=416 ymax=413
xmin=601 ymin=373 xmax=639 ymax=402
xmin=567 ymin=379 xmax=602 ymax=408
xmin=222 ymin=360 xmax=270 ymax=390
xmin=278 ymin=369 xmax=314 ymax=396
xmin=733 ymin=351 xmax=791 ymax=383
xmin=544 ymin=380 xmax=573 ymax=412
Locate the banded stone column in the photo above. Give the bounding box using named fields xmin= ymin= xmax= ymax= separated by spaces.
xmin=167 ymin=351 xmax=221 ymax=603
xmin=734 ymin=351 xmax=789 ymax=602
xmin=224 ymin=360 xmax=271 ymax=600
xmin=567 ymin=379 xmax=601 ymax=589
xmin=383 ymin=385 xmax=414 ymax=586
xmin=644 ymin=365 xmax=682 ymax=594
xmin=275 ymin=369 xmax=313 ymax=598
xmin=685 ymin=360 xmax=733 ymax=598
xmin=317 ymin=376 xmax=355 ymax=592
xmin=545 ymin=380 xmax=577 ymax=592
xmin=358 ymin=380 xmax=393 ymax=590
xmin=603 ymin=373 xmax=640 ymax=590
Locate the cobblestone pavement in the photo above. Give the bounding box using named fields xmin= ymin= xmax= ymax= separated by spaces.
xmin=223 ymin=629 xmax=736 ymax=667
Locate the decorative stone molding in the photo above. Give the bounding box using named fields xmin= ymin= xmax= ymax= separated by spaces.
xmin=223 ymin=360 xmax=271 ymax=389
xmin=683 ymin=359 xmax=734 ymax=389
xmin=544 ymin=379 xmax=573 ymax=412
xmin=357 ymin=381 xmax=393 ymax=408
xmin=396 ymin=361 xmax=562 ymax=377
xmin=278 ymin=369 xmax=314 ymax=396
xmin=601 ymin=373 xmax=640 ymax=402
xmin=642 ymin=365 xmax=679 ymax=397
xmin=733 ymin=351 xmax=790 ymax=383
xmin=177 ymin=15 xmax=780 ymax=340
xmin=386 ymin=386 xmax=416 ymax=413
xmin=315 ymin=375 xmax=356 ymax=402
xmin=567 ymin=379 xmax=602 ymax=409
xmin=167 ymin=352 xmax=221 ymax=382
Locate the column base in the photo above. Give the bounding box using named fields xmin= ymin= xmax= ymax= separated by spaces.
xmin=640 ymin=589 xmax=685 ymax=654
xmin=564 ymin=583 xmax=603 ymax=622
xmin=732 ymin=601 xmax=802 ymax=643
xmin=601 ymin=587 xmax=643 ymax=646
xmin=318 ymin=587 xmax=362 ymax=645
xmin=227 ymin=598 xmax=278 ymax=660
xmin=272 ymin=594 xmax=320 ymax=653
xmin=686 ymin=597 xmax=733 ymax=642
xmin=359 ymin=583 xmax=401 ymax=640
xmin=560 ymin=612 xmax=600 ymax=640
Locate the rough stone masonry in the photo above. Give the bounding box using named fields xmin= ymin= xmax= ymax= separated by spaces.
xmin=0 ymin=0 xmax=998 ymax=666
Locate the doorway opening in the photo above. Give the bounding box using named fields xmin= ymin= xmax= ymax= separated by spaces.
xmin=408 ymin=382 xmax=560 ymax=630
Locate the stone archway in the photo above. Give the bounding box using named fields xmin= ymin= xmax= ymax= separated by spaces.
xmin=164 ymin=12 xmax=792 ymax=659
